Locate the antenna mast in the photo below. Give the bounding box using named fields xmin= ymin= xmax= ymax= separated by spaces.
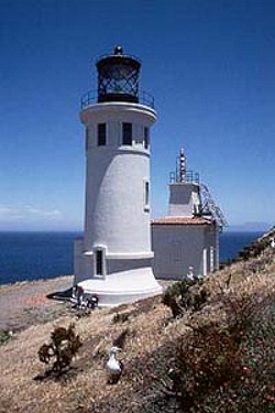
xmin=178 ymin=148 xmax=187 ymax=182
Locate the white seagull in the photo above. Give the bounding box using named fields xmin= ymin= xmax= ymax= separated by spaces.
xmin=106 ymin=346 xmax=123 ymax=384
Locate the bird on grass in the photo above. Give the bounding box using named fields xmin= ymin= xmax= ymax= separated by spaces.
xmin=106 ymin=346 xmax=123 ymax=384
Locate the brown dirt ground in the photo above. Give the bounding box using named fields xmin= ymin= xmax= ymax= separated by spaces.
xmin=0 ymin=276 xmax=172 ymax=332
xmin=0 ymin=275 xmax=74 ymax=331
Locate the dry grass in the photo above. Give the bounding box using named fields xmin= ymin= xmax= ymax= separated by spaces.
xmin=1 ymin=231 xmax=275 ymax=412
xmin=0 ymin=296 xmax=174 ymax=413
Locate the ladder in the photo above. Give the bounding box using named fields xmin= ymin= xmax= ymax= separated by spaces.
xmin=199 ymin=183 xmax=228 ymax=227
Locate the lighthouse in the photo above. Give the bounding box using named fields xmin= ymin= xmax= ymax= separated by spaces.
xmin=74 ymin=46 xmax=162 ymax=306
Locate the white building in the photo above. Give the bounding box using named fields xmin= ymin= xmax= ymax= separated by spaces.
xmin=74 ymin=46 xmax=162 ymax=306
xmin=152 ymin=149 xmax=226 ymax=280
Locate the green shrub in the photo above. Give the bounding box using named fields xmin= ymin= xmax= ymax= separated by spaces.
xmin=162 ymin=278 xmax=208 ymax=318
xmin=0 ymin=329 xmax=13 ymax=346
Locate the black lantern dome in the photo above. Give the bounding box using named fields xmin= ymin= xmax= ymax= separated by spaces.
xmin=96 ymin=46 xmax=141 ymax=103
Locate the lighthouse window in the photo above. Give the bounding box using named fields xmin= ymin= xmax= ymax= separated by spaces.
xmin=85 ymin=128 xmax=89 ymax=151
xmin=122 ymin=122 xmax=132 ymax=145
xmin=95 ymin=250 xmax=103 ymax=276
xmin=97 ymin=123 xmax=106 ymax=146
xmin=144 ymin=180 xmax=150 ymax=211
xmin=144 ymin=127 xmax=150 ymax=149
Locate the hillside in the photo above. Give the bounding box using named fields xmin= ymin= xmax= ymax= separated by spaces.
xmin=0 ymin=229 xmax=275 ymax=413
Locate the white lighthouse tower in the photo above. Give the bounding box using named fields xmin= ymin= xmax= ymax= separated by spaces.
xmin=74 ymin=46 xmax=162 ymax=306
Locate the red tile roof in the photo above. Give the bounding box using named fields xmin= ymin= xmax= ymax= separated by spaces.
xmin=151 ymin=216 xmax=212 ymax=226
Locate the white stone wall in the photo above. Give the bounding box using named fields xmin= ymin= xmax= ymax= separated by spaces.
xmin=84 ymin=149 xmax=151 ymax=254
xmin=74 ymin=102 xmax=158 ymax=284
xmin=152 ymin=223 xmax=217 ymax=280
xmin=168 ymin=183 xmax=201 ymax=217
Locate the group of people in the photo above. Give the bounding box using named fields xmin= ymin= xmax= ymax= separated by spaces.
xmin=71 ymin=285 xmax=99 ymax=310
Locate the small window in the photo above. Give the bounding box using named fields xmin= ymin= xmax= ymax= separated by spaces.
xmin=96 ymin=250 xmax=103 ymax=275
xmin=144 ymin=127 xmax=150 ymax=149
xmin=122 ymin=122 xmax=132 ymax=145
xmin=144 ymin=180 xmax=150 ymax=211
xmin=85 ymin=128 xmax=89 ymax=151
xmin=97 ymin=123 xmax=106 ymax=146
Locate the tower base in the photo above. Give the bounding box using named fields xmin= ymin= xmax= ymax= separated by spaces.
xmin=76 ymin=267 xmax=162 ymax=307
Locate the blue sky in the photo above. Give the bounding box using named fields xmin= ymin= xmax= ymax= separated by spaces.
xmin=0 ymin=0 xmax=274 ymax=231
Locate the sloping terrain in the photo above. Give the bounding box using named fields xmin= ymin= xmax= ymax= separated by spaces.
xmin=0 ymin=229 xmax=275 ymax=413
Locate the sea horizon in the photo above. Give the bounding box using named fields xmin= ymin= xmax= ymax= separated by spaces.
xmin=0 ymin=230 xmax=265 ymax=286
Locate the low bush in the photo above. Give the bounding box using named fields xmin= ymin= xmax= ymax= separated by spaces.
xmin=38 ymin=324 xmax=82 ymax=374
xmin=238 ymin=239 xmax=269 ymax=261
xmin=174 ymin=321 xmax=241 ymax=411
xmin=162 ymin=278 xmax=208 ymax=318
xmin=112 ymin=312 xmax=130 ymax=324
xmin=170 ymin=289 xmax=275 ymax=412
xmin=0 ymin=329 xmax=13 ymax=346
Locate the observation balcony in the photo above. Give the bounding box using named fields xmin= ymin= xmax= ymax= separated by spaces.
xmin=169 ymin=170 xmax=200 ymax=185
xmin=81 ymin=89 xmax=155 ymax=110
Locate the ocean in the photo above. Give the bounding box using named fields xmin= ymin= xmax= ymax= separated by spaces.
xmin=0 ymin=232 xmax=81 ymax=286
xmin=219 ymin=231 xmax=263 ymax=263
xmin=0 ymin=230 xmax=263 ymax=286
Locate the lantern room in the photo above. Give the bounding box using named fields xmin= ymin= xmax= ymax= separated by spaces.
xmin=96 ymin=45 xmax=141 ymax=103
